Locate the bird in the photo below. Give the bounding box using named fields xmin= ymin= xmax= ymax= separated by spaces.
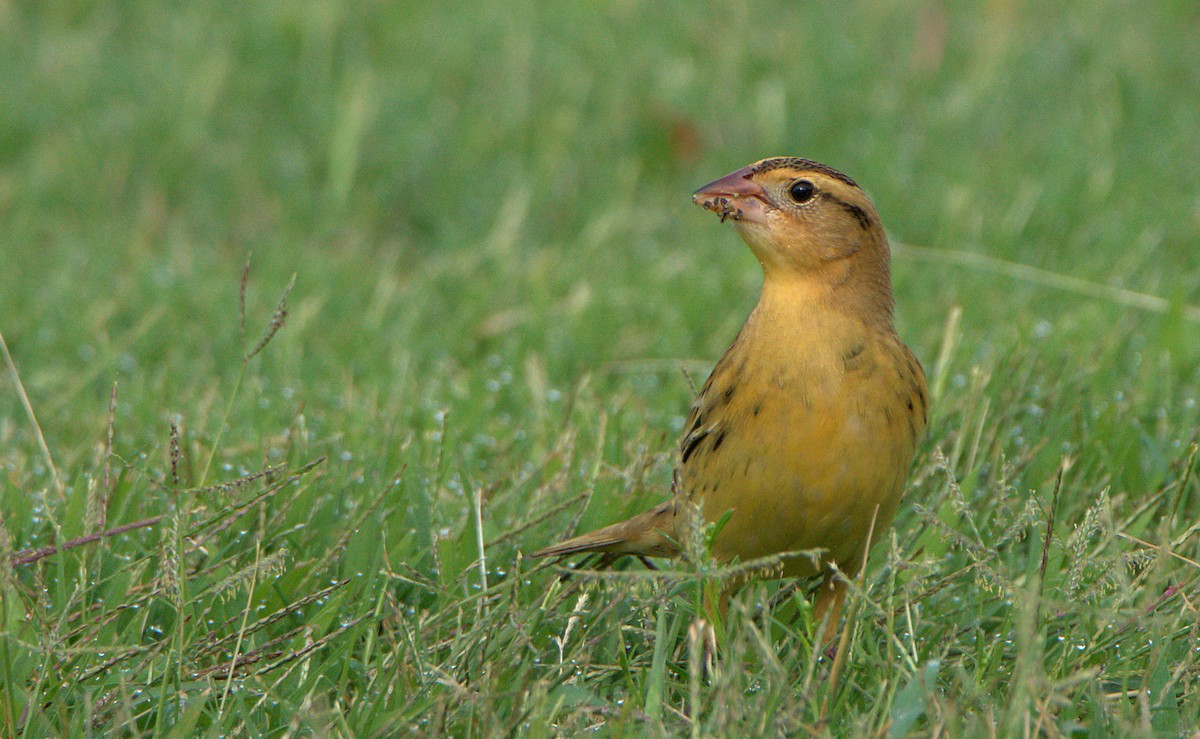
xmin=532 ymin=157 xmax=928 ymax=642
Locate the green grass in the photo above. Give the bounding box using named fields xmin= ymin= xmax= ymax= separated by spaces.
xmin=2 ymin=0 xmax=1199 ymax=734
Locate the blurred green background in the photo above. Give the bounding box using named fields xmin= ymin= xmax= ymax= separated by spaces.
xmin=2 ymin=1 xmax=1198 ymax=734
xmin=5 ymin=1 xmax=1197 ymax=423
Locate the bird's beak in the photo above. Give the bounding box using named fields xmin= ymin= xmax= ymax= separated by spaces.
xmin=692 ymin=166 xmax=772 ymax=225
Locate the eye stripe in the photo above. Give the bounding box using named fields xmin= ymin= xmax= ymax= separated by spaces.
xmin=827 ymin=195 xmax=873 ymax=229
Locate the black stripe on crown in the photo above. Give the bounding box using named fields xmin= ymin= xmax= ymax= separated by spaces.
xmin=750 ymin=157 xmax=859 ymax=189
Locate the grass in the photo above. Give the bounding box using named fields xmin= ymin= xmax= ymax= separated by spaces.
xmin=2 ymin=0 xmax=1199 ymax=734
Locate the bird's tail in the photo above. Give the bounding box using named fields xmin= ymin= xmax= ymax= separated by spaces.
xmin=531 ymin=501 xmax=680 ymax=559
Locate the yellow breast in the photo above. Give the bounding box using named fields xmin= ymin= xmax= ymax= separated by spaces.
xmin=675 ymin=293 xmax=927 ymax=579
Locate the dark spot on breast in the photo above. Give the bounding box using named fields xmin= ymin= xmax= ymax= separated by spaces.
xmin=841 ymin=342 xmax=867 ymax=371
xmin=752 ymin=403 xmax=762 ymax=416
xmin=711 ymin=430 xmax=727 ymax=452
xmin=907 ymin=399 xmax=914 ymax=411
xmin=710 ymin=382 xmax=738 ymax=410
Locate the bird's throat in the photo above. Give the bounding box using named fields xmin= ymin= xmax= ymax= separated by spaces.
xmin=758 ymin=257 xmax=896 ymax=333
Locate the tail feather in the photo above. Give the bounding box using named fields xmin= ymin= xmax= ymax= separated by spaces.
xmin=531 ymin=501 xmax=679 ymax=560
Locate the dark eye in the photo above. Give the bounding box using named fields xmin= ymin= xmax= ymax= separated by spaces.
xmin=789 ymin=179 xmax=815 ymax=203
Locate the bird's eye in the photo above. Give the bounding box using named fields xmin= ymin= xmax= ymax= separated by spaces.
xmin=789 ymin=180 xmax=816 ymax=204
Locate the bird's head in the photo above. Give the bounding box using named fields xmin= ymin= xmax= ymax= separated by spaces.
xmin=693 ymin=157 xmax=888 ymax=281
